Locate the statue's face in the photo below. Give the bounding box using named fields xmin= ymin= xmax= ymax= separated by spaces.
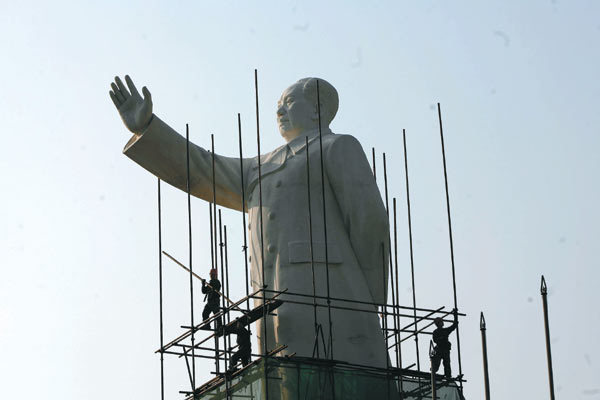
xmin=277 ymin=83 xmax=317 ymax=142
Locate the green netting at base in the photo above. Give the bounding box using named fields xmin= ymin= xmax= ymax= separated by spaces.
xmin=197 ymin=358 xmax=462 ymax=400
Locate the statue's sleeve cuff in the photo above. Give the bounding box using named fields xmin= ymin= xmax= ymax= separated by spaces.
xmin=122 ymin=114 xmax=157 ymax=154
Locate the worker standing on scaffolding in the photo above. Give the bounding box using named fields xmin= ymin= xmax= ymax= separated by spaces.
xmin=201 ymin=268 xmax=222 ymax=330
xmin=228 ymin=320 xmax=251 ymax=372
xmin=431 ymin=309 xmax=458 ymax=379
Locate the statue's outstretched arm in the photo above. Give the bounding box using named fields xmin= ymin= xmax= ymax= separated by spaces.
xmin=111 ymin=75 xmax=250 ymax=212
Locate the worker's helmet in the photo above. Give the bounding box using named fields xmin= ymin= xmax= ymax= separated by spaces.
xmin=210 ymin=268 xmax=218 ymax=278
xmin=434 ymin=317 xmax=443 ymax=327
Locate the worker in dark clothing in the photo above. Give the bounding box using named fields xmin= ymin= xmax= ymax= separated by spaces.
xmin=228 ymin=320 xmax=252 ymax=372
xmin=201 ymin=268 xmax=222 ymax=330
xmin=431 ymin=309 xmax=458 ymax=378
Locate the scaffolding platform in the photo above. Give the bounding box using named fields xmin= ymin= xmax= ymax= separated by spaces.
xmin=189 ymin=356 xmax=463 ymax=400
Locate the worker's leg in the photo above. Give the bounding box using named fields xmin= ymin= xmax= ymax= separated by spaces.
xmin=241 ymin=350 xmax=251 ymax=366
xmin=210 ymin=304 xmax=222 ymax=328
xmin=229 ymin=350 xmax=241 ymax=370
xmin=202 ymin=304 xmax=212 ymax=328
xmin=442 ymin=351 xmax=452 ymax=378
xmin=431 ymin=353 xmax=442 ymax=374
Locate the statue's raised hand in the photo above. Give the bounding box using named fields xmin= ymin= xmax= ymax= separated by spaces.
xmin=109 ymin=75 xmax=153 ymax=134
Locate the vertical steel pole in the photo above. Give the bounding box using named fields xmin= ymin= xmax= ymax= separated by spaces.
xmin=185 ymin=124 xmax=196 ymax=391
xmin=393 ymin=198 xmax=403 ymax=398
xmin=541 ymin=276 xmax=556 ymax=400
xmin=382 ymin=153 xmax=399 ymax=370
xmin=305 ymin=136 xmax=320 ymax=358
xmin=429 ymin=341 xmax=437 ymax=400
xmin=316 ymin=80 xmax=334 ymax=360
xmin=237 ymin=114 xmax=251 ymax=312
xmin=218 ymin=211 xmax=228 ymax=373
xmin=480 ymin=312 xmax=490 ymax=400
xmin=157 ymin=178 xmax=165 ymax=400
xmin=254 ymin=69 xmax=269 ymax=400
xmin=372 ymin=147 xmax=377 ymax=182
xmin=402 ymin=129 xmax=421 ymax=371
xmin=210 ymin=134 xmax=220 ymax=374
xmin=436 ymin=103 xmax=463 ymax=384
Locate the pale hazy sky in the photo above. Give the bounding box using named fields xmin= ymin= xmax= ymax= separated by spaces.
xmin=1 ymin=1 xmax=599 ymax=399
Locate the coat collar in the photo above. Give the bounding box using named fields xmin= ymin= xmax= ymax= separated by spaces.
xmin=287 ymin=127 xmax=333 ymax=156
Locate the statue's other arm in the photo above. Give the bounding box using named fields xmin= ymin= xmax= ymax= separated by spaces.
xmin=325 ymin=134 xmax=390 ymax=304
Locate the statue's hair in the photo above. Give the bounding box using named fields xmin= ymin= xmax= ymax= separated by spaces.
xmin=296 ymin=78 xmax=339 ymax=125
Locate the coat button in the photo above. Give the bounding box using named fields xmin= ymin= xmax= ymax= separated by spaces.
xmin=275 ymin=180 xmax=282 ymax=187
xmin=268 ymin=212 xmax=275 ymax=220
xmin=268 ymin=244 xmax=276 ymax=253
xmin=248 ymin=223 xmax=251 ymax=231
xmin=248 ymin=255 xmax=252 ymax=263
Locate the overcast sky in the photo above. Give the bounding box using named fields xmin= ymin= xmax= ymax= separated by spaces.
xmin=1 ymin=1 xmax=599 ymax=399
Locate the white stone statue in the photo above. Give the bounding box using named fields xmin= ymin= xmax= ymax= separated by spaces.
xmin=110 ymin=75 xmax=390 ymax=368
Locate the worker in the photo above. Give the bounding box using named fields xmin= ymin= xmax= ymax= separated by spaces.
xmin=201 ymin=268 xmax=222 ymax=330
xmin=228 ymin=320 xmax=252 ymax=372
xmin=431 ymin=309 xmax=458 ymax=378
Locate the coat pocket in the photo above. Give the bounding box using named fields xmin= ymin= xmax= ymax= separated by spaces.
xmin=288 ymin=241 xmax=343 ymax=264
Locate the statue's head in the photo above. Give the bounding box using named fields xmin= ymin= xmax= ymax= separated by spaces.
xmin=277 ymin=78 xmax=339 ymax=142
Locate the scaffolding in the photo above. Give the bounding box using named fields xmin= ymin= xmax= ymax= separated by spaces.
xmin=151 ymin=72 xmax=469 ymax=399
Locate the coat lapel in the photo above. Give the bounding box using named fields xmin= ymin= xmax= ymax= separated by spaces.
xmin=247 ymin=145 xmax=288 ymax=194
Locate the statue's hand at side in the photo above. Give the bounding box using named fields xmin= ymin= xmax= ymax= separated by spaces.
xmin=109 ymin=75 xmax=153 ymax=134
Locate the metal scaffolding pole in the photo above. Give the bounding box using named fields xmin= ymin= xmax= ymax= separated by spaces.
xmin=157 ymin=178 xmax=165 ymax=400
xmin=254 ymin=68 xmax=269 ymax=400
xmin=316 ymin=80 xmax=334 ymax=360
xmin=540 ymin=275 xmax=556 ymax=400
xmin=237 ymin=113 xmax=251 ymax=312
xmin=480 ymin=312 xmax=491 ymax=400
xmin=185 ymin=124 xmax=196 ymax=391
xmin=382 ymin=153 xmax=399 ymax=370
xmin=305 ymin=136 xmax=320 ymax=358
xmin=436 ymin=103 xmax=463 ymax=386
xmin=402 ymin=129 xmax=421 ymax=371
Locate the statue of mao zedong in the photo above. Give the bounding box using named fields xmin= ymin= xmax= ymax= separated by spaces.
xmin=110 ymin=75 xmax=390 ymax=368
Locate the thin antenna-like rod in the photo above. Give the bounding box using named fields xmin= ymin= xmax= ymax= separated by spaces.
xmin=237 ymin=113 xmax=251 ymax=312
xmin=185 ymin=124 xmax=196 ymax=390
xmin=316 ymin=80 xmax=334 ymax=359
xmin=305 ymin=136 xmax=319 ymax=358
xmin=480 ymin=312 xmax=491 ymax=400
xmin=403 ymin=129 xmax=421 ymax=371
xmin=382 ymin=153 xmax=398 ymax=369
xmin=541 ymin=276 xmax=555 ymax=400
xmin=372 ymin=147 xmax=377 ymax=182
xmin=254 ymin=69 xmax=269 ymax=400
xmin=437 ymin=103 xmax=463 ymax=382
xmin=157 ymin=178 xmax=165 ymax=400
